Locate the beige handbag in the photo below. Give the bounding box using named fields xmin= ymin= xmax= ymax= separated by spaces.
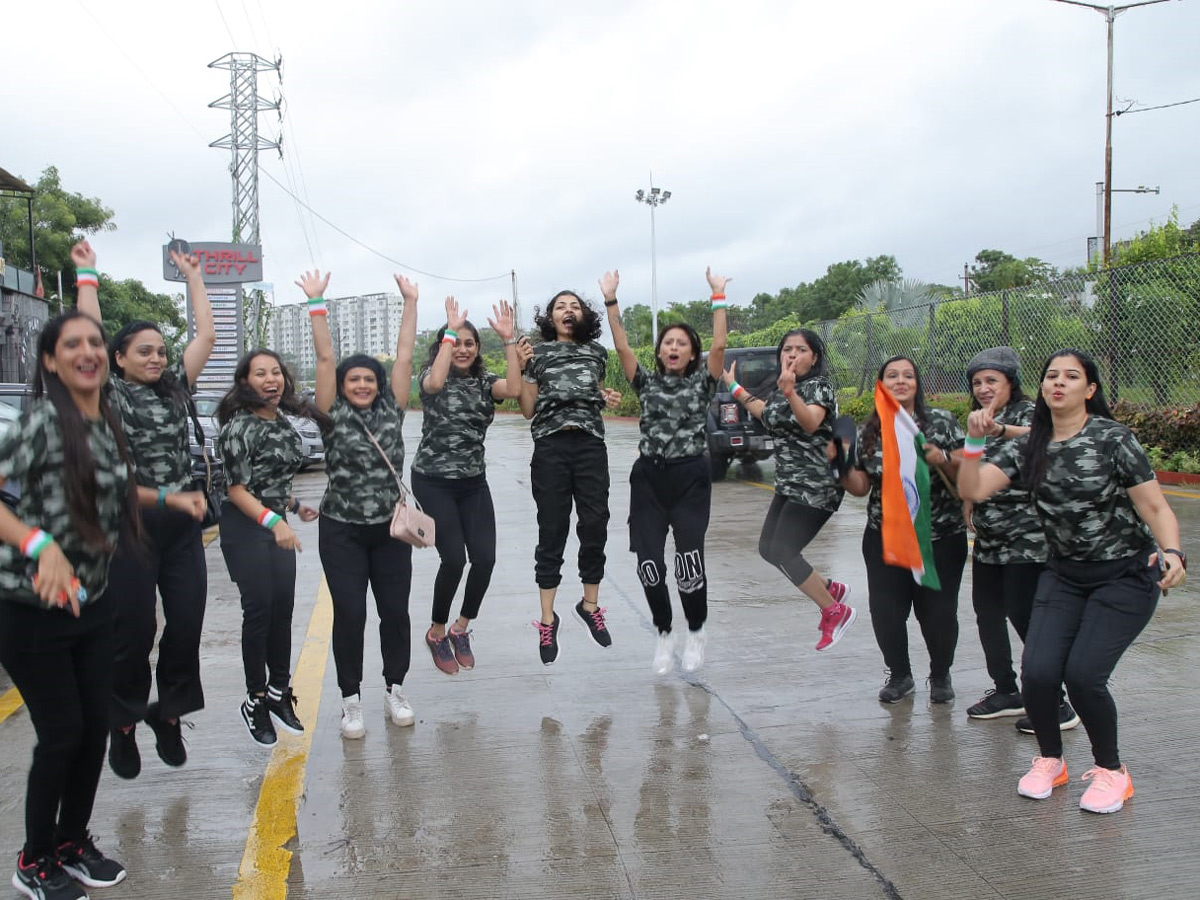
xmin=359 ymin=421 xmax=436 ymax=549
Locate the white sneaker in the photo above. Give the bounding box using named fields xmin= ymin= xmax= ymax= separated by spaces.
xmin=681 ymin=627 xmax=707 ymax=673
xmin=340 ymin=694 xmax=365 ymax=740
xmin=385 ymin=685 xmax=415 ymax=727
xmin=652 ymin=630 xmax=677 ymax=676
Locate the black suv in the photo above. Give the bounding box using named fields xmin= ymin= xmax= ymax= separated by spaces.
xmin=704 ymin=346 xmax=778 ymax=481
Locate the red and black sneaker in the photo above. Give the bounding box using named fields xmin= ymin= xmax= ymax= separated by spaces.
xmin=12 ymin=850 xmax=87 ymax=900
xmin=55 ymin=834 xmax=126 ymax=889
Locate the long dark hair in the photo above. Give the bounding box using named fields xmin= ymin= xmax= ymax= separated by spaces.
xmin=859 ymin=355 xmax=930 ymax=457
xmin=216 ymin=348 xmax=329 ymax=428
xmin=778 ymin=328 xmax=828 ymax=383
xmin=424 ymin=320 xmax=484 ymax=379
xmin=534 ymin=290 xmax=602 ymax=343
xmin=33 ymin=311 xmax=141 ymax=550
xmin=109 ymin=320 xmax=190 ymax=412
xmin=1021 ymin=348 xmax=1112 ymax=494
xmin=654 ymin=323 xmax=702 ymax=376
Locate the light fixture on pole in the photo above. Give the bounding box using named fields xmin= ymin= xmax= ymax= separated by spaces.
xmin=634 ymin=179 xmax=671 ymax=342
xmin=1090 ymin=181 xmax=1159 ymax=263
xmin=1052 ymin=0 xmax=1172 ymax=266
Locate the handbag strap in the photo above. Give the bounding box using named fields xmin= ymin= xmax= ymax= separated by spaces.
xmin=182 ymin=392 xmax=214 ymax=492
xmin=354 ymin=414 xmax=408 ymax=500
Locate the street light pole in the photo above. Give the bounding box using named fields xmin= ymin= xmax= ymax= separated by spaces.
xmin=634 ymin=177 xmax=671 ymax=342
xmin=1052 ymin=0 xmax=1172 ymax=266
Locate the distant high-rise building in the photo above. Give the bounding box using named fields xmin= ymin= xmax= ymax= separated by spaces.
xmin=271 ymin=292 xmax=405 ymax=382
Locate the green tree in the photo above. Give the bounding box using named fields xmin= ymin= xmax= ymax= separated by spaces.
xmin=804 ymin=255 xmax=901 ymax=321
xmin=970 ymin=249 xmax=1057 ymax=292
xmin=0 ymin=165 xmax=114 ymax=276
xmin=95 ymin=274 xmax=186 ymax=349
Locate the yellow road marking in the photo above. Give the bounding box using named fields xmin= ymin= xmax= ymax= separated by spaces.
xmin=0 ymin=687 xmax=23 ymax=725
xmin=233 ymin=577 xmax=332 ymax=900
xmin=203 ymin=526 xmax=220 ymax=548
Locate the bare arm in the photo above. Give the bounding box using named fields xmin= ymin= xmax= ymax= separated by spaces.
xmin=1128 ymin=479 xmax=1186 ymax=589
xmin=599 ymin=270 xmax=638 ymax=382
xmin=722 ymin=360 xmax=767 ymax=421
xmin=179 ymin=252 xmax=216 ymax=386
xmin=297 ymin=270 xmax=336 ymax=413
xmin=706 ymin=267 xmax=729 ymax=379
xmin=956 ymin=458 xmax=1012 ymax=503
xmin=392 ymin=276 xmax=419 ymax=405
xmin=487 ymin=299 xmax=523 ymax=400
xmin=423 ymin=296 xmax=465 ymax=395
xmin=0 ymin=491 xmax=80 ymax=615
xmin=70 ymin=241 xmax=101 ymax=321
xmin=228 ymin=483 xmax=301 ymax=551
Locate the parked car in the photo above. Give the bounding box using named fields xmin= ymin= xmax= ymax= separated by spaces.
xmin=0 ymin=383 xmax=31 ymax=509
xmin=286 ymin=413 xmax=325 ymax=470
xmin=704 ymin=346 xmax=779 ymax=481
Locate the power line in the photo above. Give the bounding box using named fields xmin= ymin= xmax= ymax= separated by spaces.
xmin=1115 ymin=96 xmax=1200 ymax=116
xmin=239 ymin=0 xmax=262 ymax=51
xmin=211 ymin=0 xmax=240 ymax=50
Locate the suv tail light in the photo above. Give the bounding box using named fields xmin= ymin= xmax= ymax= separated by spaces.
xmin=720 ymin=403 xmax=739 ymax=425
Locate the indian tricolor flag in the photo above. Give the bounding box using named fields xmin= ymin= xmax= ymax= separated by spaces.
xmin=875 ymin=380 xmax=940 ymax=590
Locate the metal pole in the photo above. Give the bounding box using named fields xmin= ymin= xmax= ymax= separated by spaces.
xmin=649 ymin=202 xmax=658 ymax=342
xmin=1103 ymin=7 xmax=1114 ymax=267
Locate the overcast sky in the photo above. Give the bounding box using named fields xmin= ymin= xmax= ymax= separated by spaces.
xmin=6 ymin=0 xmax=1199 ymax=326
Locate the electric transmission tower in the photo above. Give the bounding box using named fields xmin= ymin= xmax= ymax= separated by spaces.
xmin=209 ymin=51 xmax=281 ymax=348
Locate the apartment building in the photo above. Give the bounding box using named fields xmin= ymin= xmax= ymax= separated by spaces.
xmin=272 ymin=291 xmax=405 ymax=381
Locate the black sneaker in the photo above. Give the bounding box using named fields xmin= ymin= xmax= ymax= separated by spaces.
xmin=144 ymin=703 xmax=187 ymax=767
xmin=967 ymin=689 xmax=1025 ymax=720
xmin=574 ymin=599 xmax=613 ymax=648
xmin=265 ymin=687 xmax=304 ymax=735
xmin=241 ymin=695 xmax=277 ymax=748
xmin=533 ymin=612 xmax=561 ymax=666
xmin=107 ymin=726 xmax=140 ymax=780
xmin=55 ymin=835 xmax=126 ymax=888
xmin=1016 ymin=701 xmax=1081 ymax=735
xmin=12 ymin=851 xmax=87 ymax=900
xmin=878 ymin=673 xmax=915 ymax=703
xmin=928 ymin=674 xmax=955 ymax=704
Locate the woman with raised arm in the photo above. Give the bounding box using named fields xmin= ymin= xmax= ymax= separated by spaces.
xmin=958 ymin=348 xmax=1183 ymax=814
xmin=842 ymin=355 xmax=966 ymax=704
xmin=411 ymin=296 xmax=526 ymax=676
xmin=72 ymin=240 xmax=218 ymax=780
xmin=0 ymin=308 xmax=139 ymax=899
xmin=604 ymin=268 xmax=727 ymax=674
xmin=722 ymin=328 xmax=856 ymax=654
xmin=299 ymin=270 xmax=420 ymax=740
xmin=519 ymin=282 xmax=621 ymax=665
xmin=217 ymin=346 xmax=321 ymax=748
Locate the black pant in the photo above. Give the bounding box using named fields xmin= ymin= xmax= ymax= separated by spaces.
xmin=318 ymin=516 xmax=412 ymax=697
xmin=108 ymin=506 xmax=207 ymax=727
xmin=628 ymin=455 xmax=711 ymax=633
xmin=219 ymin=501 xmax=297 ymax=695
xmin=759 ymin=495 xmax=834 ymax=587
xmin=1021 ymin=554 xmax=1158 ymax=768
xmin=530 ymin=431 xmax=610 ymax=590
xmin=972 ymin=559 xmax=1043 ymax=695
xmin=862 ymin=526 xmax=967 ymax=679
xmin=0 ymin=597 xmax=113 ymax=860
xmin=411 ymin=471 xmax=496 ymax=625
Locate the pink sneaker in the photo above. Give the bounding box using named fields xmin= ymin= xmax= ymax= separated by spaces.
xmin=827 ymin=580 xmax=850 ymax=604
xmin=816 ymin=602 xmax=856 ymax=651
xmin=1017 ymin=756 xmax=1069 ymax=799
xmin=1079 ymin=765 xmax=1134 ymax=813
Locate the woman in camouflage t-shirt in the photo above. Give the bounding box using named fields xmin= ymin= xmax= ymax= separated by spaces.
xmin=724 ymin=328 xmax=857 ymax=656
xmin=960 ymin=349 xmax=1184 ymax=814
xmin=844 ymin=355 xmax=967 ymax=705
xmin=0 ymin=310 xmax=138 ymax=893
xmin=411 ymin=295 xmax=524 ymax=677
xmin=74 ymin=240 xmax=218 ymax=778
xmin=519 ymin=283 xmax=621 ymax=666
xmin=217 ymin=348 xmax=322 ymax=748
xmin=299 ymin=269 xmax=421 ymax=741
xmin=604 ymin=267 xmax=727 ymax=675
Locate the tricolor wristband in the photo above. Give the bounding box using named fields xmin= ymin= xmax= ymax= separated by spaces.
xmin=76 ymin=267 xmax=99 ymax=289
xmin=442 ymin=329 xmax=458 ymax=345
xmin=257 ymin=509 xmax=282 ymax=530
xmin=307 ymin=296 xmax=328 ymax=316
xmin=711 ymin=293 xmax=727 ymax=310
xmin=728 ymin=380 xmax=748 ymax=401
xmin=962 ymin=435 xmax=987 ymax=458
xmin=21 ymin=529 xmax=53 ymax=560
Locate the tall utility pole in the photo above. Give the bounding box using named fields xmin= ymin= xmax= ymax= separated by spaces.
xmin=634 ymin=177 xmax=671 ymax=342
xmin=1052 ymin=0 xmax=1171 ymax=266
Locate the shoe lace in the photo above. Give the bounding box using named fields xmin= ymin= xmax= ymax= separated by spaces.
xmin=531 ymin=620 xmax=555 ymax=646
xmin=1031 ymin=756 xmax=1064 ymax=775
xmin=586 ymin=606 xmax=609 ymax=631
xmin=1081 ymin=766 xmax=1118 ymax=788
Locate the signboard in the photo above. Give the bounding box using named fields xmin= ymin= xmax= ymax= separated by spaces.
xmin=163 ymin=240 xmax=263 ymax=285
xmin=189 ymin=286 xmax=242 ymax=393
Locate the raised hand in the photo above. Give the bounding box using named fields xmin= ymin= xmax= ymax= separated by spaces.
xmin=778 ymin=365 xmax=796 ymax=397
xmin=706 ymin=267 xmax=731 ymax=295
xmin=722 ymin=360 xmax=738 ymax=387
xmin=598 ymin=270 xmax=619 ymax=303
xmin=70 ymin=240 xmax=96 ymax=269
xmin=394 ymin=274 xmax=418 ymax=303
xmin=488 ymin=299 xmax=515 ymax=341
xmin=295 ymin=269 xmax=331 ymax=300
xmin=445 ymin=296 xmax=467 ymax=332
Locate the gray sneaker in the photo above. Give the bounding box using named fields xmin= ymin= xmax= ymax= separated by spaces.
xmin=878 ymin=673 xmax=915 ymax=703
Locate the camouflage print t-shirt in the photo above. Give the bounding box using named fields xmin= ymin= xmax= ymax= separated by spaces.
xmin=988 ymin=416 xmax=1155 ymax=561
xmin=761 ymin=376 xmax=844 ymax=512
xmin=109 ymin=358 xmax=193 ymax=492
xmin=321 ymin=392 xmax=405 ymax=525
xmin=523 ymin=340 xmax=607 ymax=441
xmin=413 ymin=366 xmax=501 ymax=478
xmin=631 ymin=364 xmax=717 ymax=459
xmin=0 ymin=399 xmax=132 ymax=604
xmin=218 ymin=409 xmax=303 ymax=515
xmin=971 ymin=400 xmax=1047 ymax=565
xmin=856 ymin=406 xmax=966 ymax=538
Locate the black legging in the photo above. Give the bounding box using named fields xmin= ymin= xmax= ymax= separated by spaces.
xmin=758 ymin=494 xmax=833 ymax=587
xmin=108 ymin=505 xmax=207 ymax=727
xmin=1021 ymin=554 xmax=1158 ymax=768
xmin=628 ymin=455 xmax=711 ymax=633
xmin=411 ymin=471 xmax=496 ymax=625
xmin=0 ymin=597 xmax=113 ymax=861
xmin=862 ymin=525 xmax=967 ymax=680
xmin=972 ymin=559 xmax=1042 ymax=695
xmin=530 ymin=430 xmax=609 ymax=589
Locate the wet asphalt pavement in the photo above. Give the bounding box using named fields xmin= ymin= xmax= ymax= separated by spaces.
xmin=1 ymin=413 xmax=1198 ymax=899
